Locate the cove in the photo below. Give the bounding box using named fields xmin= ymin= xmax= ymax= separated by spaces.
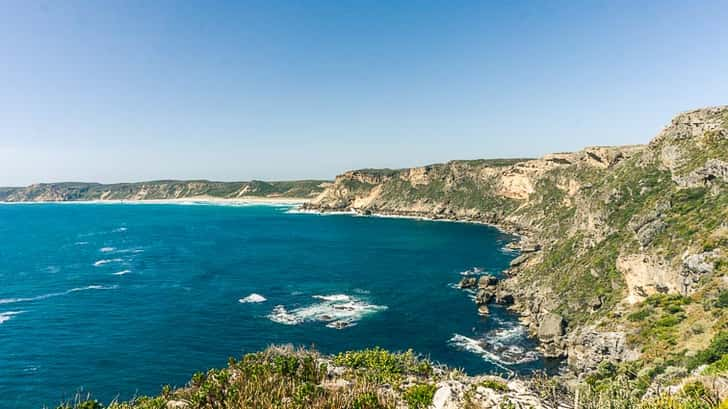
xmin=0 ymin=203 xmax=546 ymax=408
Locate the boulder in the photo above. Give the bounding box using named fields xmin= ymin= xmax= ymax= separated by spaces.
xmin=495 ymin=289 xmax=515 ymax=305
xmin=475 ymin=289 xmax=494 ymax=305
xmin=521 ymin=242 xmax=542 ymax=253
xmin=478 ymin=274 xmax=498 ymax=288
xmin=432 ymin=381 xmax=466 ymax=409
xmin=478 ymin=305 xmax=490 ymax=316
xmin=567 ymin=327 xmax=639 ymax=373
xmin=167 ymin=401 xmax=190 ymax=409
xmin=537 ymin=313 xmax=565 ymax=341
xmin=509 ymin=254 xmax=530 ymax=268
xmin=458 ymin=277 xmax=478 ymax=289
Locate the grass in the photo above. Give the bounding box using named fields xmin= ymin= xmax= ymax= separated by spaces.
xmin=332 ymin=347 xmax=432 ymax=384
xmin=479 ymin=378 xmax=509 ymax=392
xmin=402 ymin=384 xmax=436 ymax=409
xmin=51 ymin=345 xmax=728 ymax=409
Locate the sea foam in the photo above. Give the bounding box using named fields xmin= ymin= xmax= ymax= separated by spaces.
xmin=0 ymin=311 xmax=25 ymax=324
xmin=239 ymin=293 xmax=267 ymax=303
xmin=268 ymin=294 xmax=386 ymax=329
xmin=448 ymin=329 xmax=539 ymax=369
xmin=0 ymin=285 xmax=118 ymax=305
xmin=112 ymin=270 xmax=131 ymax=276
xmin=94 ymin=258 xmax=123 ymax=267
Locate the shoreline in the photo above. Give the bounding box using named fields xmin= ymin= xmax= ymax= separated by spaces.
xmin=296 ymin=206 xmax=526 ymax=243
xmin=0 ymin=196 xmax=311 ymax=206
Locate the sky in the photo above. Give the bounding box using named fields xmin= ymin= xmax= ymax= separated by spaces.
xmin=1 ymin=1 xmax=727 ymax=185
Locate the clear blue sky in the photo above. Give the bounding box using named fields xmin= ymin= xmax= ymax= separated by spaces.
xmin=1 ymin=1 xmax=726 ymax=185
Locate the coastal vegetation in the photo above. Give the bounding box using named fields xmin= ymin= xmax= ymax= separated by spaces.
xmin=54 ymin=346 xmax=726 ymax=409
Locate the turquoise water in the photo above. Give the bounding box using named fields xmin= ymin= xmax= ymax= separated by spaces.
xmin=0 ymin=203 xmax=546 ymax=408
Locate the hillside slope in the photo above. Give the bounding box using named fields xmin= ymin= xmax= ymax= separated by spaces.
xmin=0 ymin=180 xmax=328 ymax=202
xmin=304 ymin=106 xmax=728 ymax=378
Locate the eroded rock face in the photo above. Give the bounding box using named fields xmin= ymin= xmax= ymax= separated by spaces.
xmin=538 ymin=313 xmax=565 ymax=341
xmin=681 ymin=250 xmax=719 ymax=294
xmin=675 ymin=159 xmax=728 ymax=188
xmin=567 ymin=327 xmax=640 ymax=374
xmin=617 ymin=254 xmax=680 ymax=304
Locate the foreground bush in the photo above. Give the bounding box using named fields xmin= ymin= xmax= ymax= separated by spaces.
xmin=54 ymin=346 xmax=726 ymax=409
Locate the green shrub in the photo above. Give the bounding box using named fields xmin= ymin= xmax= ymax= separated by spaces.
xmin=403 ymin=384 xmax=436 ymax=409
xmin=628 ymin=307 xmax=653 ymax=322
xmin=352 ymin=391 xmax=386 ymax=409
xmin=689 ymin=331 xmax=728 ymax=369
xmin=703 ymin=353 xmax=728 ymax=375
xmin=334 ymin=347 xmax=432 ymax=383
xmin=716 ymin=291 xmax=728 ymax=309
xmin=479 ymin=379 xmax=508 ymax=392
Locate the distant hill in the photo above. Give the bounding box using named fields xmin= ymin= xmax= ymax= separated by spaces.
xmin=0 ymin=179 xmax=330 ymax=202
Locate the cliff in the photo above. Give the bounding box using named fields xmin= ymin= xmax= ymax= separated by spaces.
xmin=0 ymin=179 xmax=328 ymax=202
xmin=304 ymin=106 xmax=728 ymax=381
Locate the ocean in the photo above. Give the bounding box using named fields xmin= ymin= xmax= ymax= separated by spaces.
xmin=0 ymin=203 xmax=546 ymax=408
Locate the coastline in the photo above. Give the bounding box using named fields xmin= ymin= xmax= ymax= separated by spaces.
xmin=0 ymin=196 xmax=311 ymax=206
xmin=297 ymin=206 xmax=527 ymax=244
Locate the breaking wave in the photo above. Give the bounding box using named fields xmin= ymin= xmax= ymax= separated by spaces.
xmin=94 ymin=258 xmax=123 ymax=267
xmin=112 ymin=270 xmax=131 ymax=276
xmin=0 ymin=285 xmax=118 ymax=305
xmin=268 ymin=294 xmax=387 ymax=329
xmin=449 ymin=326 xmax=540 ymax=370
xmin=0 ymin=311 xmax=25 ymax=324
xmin=239 ymin=293 xmax=267 ymax=303
xmin=459 ymin=267 xmax=484 ymax=276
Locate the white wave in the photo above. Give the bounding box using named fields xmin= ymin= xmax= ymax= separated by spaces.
xmin=449 ymin=332 xmax=539 ymax=369
xmin=113 ymin=248 xmax=144 ymax=254
xmin=0 ymin=311 xmax=25 ymax=324
xmin=239 ymin=293 xmax=267 ymax=303
xmin=0 ymin=285 xmax=118 ymax=305
xmin=268 ymin=294 xmax=387 ymax=329
xmin=75 ymin=241 xmax=89 ymax=246
xmin=113 ymin=227 xmax=128 ymax=233
xmin=112 ymin=270 xmax=131 ymax=276
xmin=93 ymin=258 xmax=123 ymax=267
xmin=312 ymin=294 xmax=351 ymax=302
xmin=459 ymin=267 xmax=484 ymax=276
xmin=100 ymin=247 xmax=116 ymax=253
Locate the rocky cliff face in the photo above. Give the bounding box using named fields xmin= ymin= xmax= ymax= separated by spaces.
xmin=305 ymin=106 xmax=728 ymax=376
xmin=0 ymin=180 xmax=328 ymax=202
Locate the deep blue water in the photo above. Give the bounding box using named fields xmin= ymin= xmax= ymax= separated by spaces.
xmin=0 ymin=203 xmax=545 ymax=408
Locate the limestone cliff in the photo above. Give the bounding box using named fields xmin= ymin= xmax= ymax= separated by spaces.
xmin=305 ymin=106 xmax=728 ymax=376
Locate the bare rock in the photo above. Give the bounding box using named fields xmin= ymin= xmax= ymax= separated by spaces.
xmin=475 ymin=289 xmax=495 ymax=305
xmin=458 ymin=277 xmax=478 ymax=289
xmin=478 ymin=274 xmax=498 ymax=288
xmin=675 ymin=159 xmax=728 ymax=188
xmin=167 ymin=401 xmax=191 ymax=409
xmin=537 ymin=313 xmax=565 ymax=341
xmin=567 ymin=327 xmax=639 ymax=373
xmin=478 ymin=304 xmax=490 ymax=316
xmin=521 ymin=242 xmax=542 ymax=253
xmin=509 ymin=254 xmax=530 ymax=268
